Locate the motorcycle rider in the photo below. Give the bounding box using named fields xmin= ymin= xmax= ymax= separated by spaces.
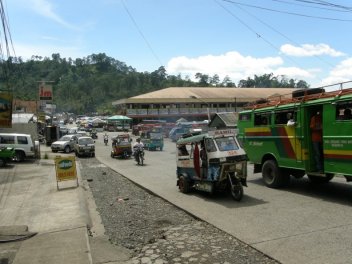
xmin=133 ymin=138 xmax=144 ymax=163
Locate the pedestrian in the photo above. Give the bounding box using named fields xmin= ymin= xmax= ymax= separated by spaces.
xmin=200 ymin=142 xmax=207 ymax=179
xmin=310 ymin=111 xmax=323 ymax=172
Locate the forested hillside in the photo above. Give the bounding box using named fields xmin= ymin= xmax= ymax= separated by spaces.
xmin=0 ymin=53 xmax=309 ymax=114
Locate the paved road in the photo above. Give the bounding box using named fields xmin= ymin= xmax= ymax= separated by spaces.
xmin=92 ymin=131 xmax=352 ymax=264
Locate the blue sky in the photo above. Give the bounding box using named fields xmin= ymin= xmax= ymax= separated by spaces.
xmin=4 ymin=0 xmax=352 ymax=89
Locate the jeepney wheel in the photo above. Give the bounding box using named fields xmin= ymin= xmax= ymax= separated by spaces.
xmin=308 ymin=173 xmax=334 ymax=184
xmin=178 ymin=176 xmax=190 ymax=193
xmin=262 ymin=159 xmax=289 ymax=188
xmin=230 ymin=183 xmax=243 ymax=201
xmin=0 ymin=158 xmax=5 ymax=167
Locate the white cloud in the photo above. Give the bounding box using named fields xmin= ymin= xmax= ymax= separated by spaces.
xmin=320 ymin=57 xmax=352 ymax=89
xmin=20 ymin=0 xmax=78 ymax=30
xmin=167 ymin=51 xmax=283 ymax=81
xmin=166 ymin=51 xmax=315 ymax=83
xmin=280 ymin=44 xmax=345 ymax=57
xmin=273 ymin=67 xmax=315 ymax=79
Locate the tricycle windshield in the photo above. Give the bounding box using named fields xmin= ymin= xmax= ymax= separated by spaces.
xmin=215 ymin=136 xmax=239 ymax=151
xmin=150 ymin=133 xmax=162 ymax=139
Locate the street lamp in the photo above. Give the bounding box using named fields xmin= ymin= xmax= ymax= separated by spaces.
xmin=190 ymin=96 xmax=211 ymax=122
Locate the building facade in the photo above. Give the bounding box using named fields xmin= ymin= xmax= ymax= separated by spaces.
xmin=112 ymin=87 xmax=296 ymax=123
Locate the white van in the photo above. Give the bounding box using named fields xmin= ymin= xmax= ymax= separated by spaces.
xmin=0 ymin=133 xmax=35 ymax=161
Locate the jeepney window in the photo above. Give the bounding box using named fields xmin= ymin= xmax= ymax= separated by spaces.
xmin=239 ymin=113 xmax=251 ymax=121
xmin=274 ymin=110 xmax=296 ymax=125
xmin=254 ymin=112 xmax=271 ymax=126
xmin=204 ymin=138 xmax=216 ymax=152
xmin=215 ymin=136 xmax=239 ymax=151
xmin=336 ymin=101 xmax=352 ymax=121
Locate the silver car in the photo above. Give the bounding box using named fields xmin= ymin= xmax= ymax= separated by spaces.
xmin=74 ymin=136 xmax=95 ymax=157
xmin=51 ymin=134 xmax=79 ymax=153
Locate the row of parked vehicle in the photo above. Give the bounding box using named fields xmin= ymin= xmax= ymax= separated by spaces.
xmin=50 ymin=132 xmax=96 ymax=158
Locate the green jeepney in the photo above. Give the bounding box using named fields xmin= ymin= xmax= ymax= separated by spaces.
xmin=238 ymin=82 xmax=352 ymax=188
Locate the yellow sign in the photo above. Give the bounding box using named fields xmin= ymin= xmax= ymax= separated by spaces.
xmin=55 ymin=156 xmax=77 ymax=182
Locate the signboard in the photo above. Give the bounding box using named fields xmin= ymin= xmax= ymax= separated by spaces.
xmin=0 ymin=92 xmax=13 ymax=128
xmin=54 ymin=156 xmax=78 ymax=189
xmin=39 ymin=83 xmax=53 ymax=101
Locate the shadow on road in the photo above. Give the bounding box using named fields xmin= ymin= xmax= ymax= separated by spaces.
xmin=248 ymin=173 xmax=352 ymax=206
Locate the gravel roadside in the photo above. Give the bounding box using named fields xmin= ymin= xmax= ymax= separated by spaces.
xmin=79 ymin=157 xmax=280 ymax=264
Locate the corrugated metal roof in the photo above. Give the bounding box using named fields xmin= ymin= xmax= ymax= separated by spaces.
xmin=209 ymin=112 xmax=238 ymax=128
xmin=113 ymin=87 xmax=297 ymax=105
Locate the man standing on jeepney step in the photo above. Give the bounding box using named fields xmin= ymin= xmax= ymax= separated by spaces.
xmin=310 ymin=111 xmax=323 ymax=172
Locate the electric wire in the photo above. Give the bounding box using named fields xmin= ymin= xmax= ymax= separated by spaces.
xmin=0 ymin=0 xmax=16 ymax=91
xmin=273 ymin=0 xmax=352 ymax=12
xmin=121 ymin=0 xmax=163 ymax=67
xmin=232 ymin=1 xmax=337 ymax=69
xmin=215 ymin=0 xmax=319 ymax=82
xmin=222 ymin=0 xmax=352 ymax=22
xmin=296 ymin=0 xmax=352 ymax=11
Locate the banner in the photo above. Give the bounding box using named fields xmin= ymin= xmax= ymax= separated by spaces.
xmin=0 ymin=92 xmax=13 ymax=128
xmin=55 ymin=156 xmax=78 ymax=188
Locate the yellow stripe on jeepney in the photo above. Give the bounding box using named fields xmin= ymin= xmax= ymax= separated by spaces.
xmin=324 ymin=149 xmax=352 ymax=155
xmin=284 ymin=126 xmax=308 ymax=160
xmin=245 ymin=127 xmax=271 ymax=133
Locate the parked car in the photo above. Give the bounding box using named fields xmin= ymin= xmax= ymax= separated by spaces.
xmin=51 ymin=134 xmax=79 ymax=153
xmin=0 ymin=133 xmax=35 ymax=161
xmin=74 ymin=136 xmax=95 ymax=157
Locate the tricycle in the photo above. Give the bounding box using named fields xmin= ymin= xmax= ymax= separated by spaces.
xmin=176 ymin=129 xmax=248 ymax=201
xmin=110 ymin=134 xmax=132 ymax=159
xmin=140 ymin=126 xmax=164 ymax=151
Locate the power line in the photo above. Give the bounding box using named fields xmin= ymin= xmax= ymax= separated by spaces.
xmin=296 ymin=0 xmax=352 ymax=11
xmin=121 ymin=0 xmax=163 ymax=67
xmin=230 ymin=1 xmax=337 ymax=69
xmin=215 ymin=0 xmax=304 ymax=66
xmin=222 ymin=0 xmax=352 ymax=22
xmin=273 ymin=0 xmax=352 ymax=12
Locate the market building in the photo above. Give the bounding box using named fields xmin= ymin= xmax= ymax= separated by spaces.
xmin=112 ymin=87 xmax=297 ymax=123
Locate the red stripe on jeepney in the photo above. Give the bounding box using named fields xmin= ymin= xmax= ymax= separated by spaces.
xmin=325 ymin=154 xmax=352 ymax=160
xmin=245 ymin=131 xmax=272 ymax=137
xmin=277 ymin=127 xmax=296 ymax=159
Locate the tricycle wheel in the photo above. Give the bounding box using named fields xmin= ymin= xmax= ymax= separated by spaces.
xmin=178 ymin=176 xmax=190 ymax=193
xmin=230 ymin=183 xmax=243 ymax=201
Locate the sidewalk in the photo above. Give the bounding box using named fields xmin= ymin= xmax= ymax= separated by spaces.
xmin=0 ymin=157 xmax=92 ymax=264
